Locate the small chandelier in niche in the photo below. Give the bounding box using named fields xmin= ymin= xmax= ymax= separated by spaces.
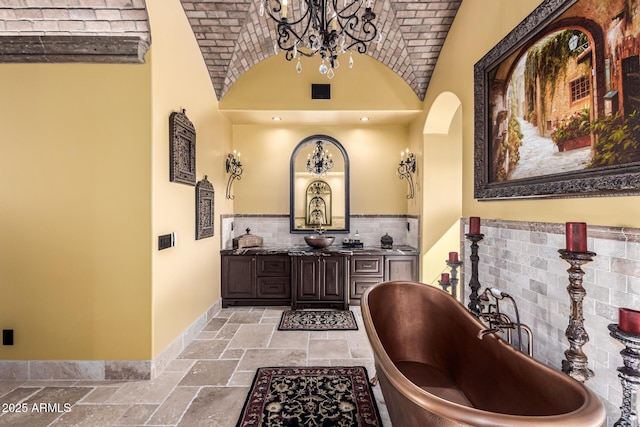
xmin=259 ymin=0 xmax=382 ymax=79
xmin=307 ymin=140 xmax=334 ymax=175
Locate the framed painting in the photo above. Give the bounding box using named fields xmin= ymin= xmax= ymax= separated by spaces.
xmin=196 ymin=176 xmax=214 ymax=240
xmin=169 ymin=109 xmax=196 ymax=186
xmin=474 ymin=0 xmax=640 ymax=199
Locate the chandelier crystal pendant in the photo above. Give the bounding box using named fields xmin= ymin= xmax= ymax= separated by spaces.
xmin=259 ymin=0 xmax=380 ymax=78
xmin=306 ymin=140 xmax=334 ymax=174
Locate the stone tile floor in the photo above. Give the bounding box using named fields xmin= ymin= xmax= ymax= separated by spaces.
xmin=0 ymin=306 xmax=391 ymax=426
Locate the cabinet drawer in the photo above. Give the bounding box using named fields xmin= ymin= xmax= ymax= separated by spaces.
xmin=350 ymin=277 xmax=382 ymax=299
xmin=257 ymin=277 xmax=291 ymax=299
xmin=257 ymin=256 xmax=291 ymax=276
xmin=350 ymin=256 xmax=383 ymax=275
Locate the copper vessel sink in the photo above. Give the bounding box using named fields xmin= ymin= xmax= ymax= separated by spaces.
xmin=304 ymin=234 xmax=335 ymax=248
xmin=361 ymin=281 xmax=605 ymax=427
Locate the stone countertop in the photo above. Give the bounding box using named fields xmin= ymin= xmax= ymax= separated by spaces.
xmin=220 ymin=245 xmax=419 ymax=256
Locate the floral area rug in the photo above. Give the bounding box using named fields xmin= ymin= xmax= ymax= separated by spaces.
xmin=236 ymin=366 xmax=381 ymax=427
xmin=278 ymin=310 xmax=358 ymax=331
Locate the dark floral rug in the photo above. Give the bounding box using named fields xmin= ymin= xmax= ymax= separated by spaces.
xmin=278 ymin=310 xmax=358 ymax=331
xmin=236 ymin=366 xmax=381 ymax=427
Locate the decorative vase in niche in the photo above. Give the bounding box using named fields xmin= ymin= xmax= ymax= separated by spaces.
xmin=381 ymin=233 xmax=393 ymax=249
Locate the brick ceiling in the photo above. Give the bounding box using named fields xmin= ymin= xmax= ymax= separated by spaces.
xmin=181 ymin=0 xmax=462 ymax=100
xmin=0 ymin=0 xmax=461 ymax=101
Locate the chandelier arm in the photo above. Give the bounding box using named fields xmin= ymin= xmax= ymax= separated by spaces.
xmin=342 ymin=15 xmax=378 ymax=45
xmin=333 ymin=0 xmax=369 ymax=20
xmin=264 ymin=0 xmax=311 ymax=27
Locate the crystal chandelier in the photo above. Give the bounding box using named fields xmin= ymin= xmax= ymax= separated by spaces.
xmin=306 ymin=141 xmax=334 ymax=174
xmin=259 ymin=0 xmax=381 ymax=78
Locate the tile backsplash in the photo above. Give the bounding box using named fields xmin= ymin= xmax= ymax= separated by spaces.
xmin=221 ymin=214 xmax=420 ymax=249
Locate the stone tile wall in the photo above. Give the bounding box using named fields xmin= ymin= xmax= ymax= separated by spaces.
xmin=460 ymin=218 xmax=640 ymax=426
xmin=221 ymin=214 xmax=420 ymax=249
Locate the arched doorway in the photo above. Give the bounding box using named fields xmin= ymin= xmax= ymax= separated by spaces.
xmin=420 ymin=92 xmax=463 ymax=298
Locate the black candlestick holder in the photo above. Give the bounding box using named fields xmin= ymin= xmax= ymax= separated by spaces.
xmin=465 ymin=233 xmax=484 ymax=316
xmin=609 ymin=324 xmax=640 ymax=427
xmin=446 ymin=259 xmax=462 ymax=299
xmin=558 ymin=249 xmax=596 ymax=383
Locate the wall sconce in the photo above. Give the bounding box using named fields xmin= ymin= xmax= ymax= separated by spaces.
xmin=225 ymin=150 xmax=243 ymax=199
xmin=398 ymin=148 xmax=416 ymax=199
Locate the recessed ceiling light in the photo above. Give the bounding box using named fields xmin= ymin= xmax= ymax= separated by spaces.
xmin=272 ymin=116 xmax=282 ymax=121
xmin=360 ymin=117 xmax=369 ymax=121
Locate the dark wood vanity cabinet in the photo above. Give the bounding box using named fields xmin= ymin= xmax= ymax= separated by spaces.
xmin=349 ymin=255 xmax=384 ymax=301
xmin=292 ymin=255 xmax=348 ymax=310
xmin=348 ymin=254 xmax=419 ymax=304
xmin=221 ymin=249 xmax=418 ymax=308
xmin=384 ymin=255 xmax=419 ymax=281
xmin=221 ymin=255 xmax=290 ymax=307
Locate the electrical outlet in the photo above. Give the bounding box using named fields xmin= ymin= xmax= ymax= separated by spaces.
xmin=158 ymin=234 xmax=173 ymax=250
xmin=3 ymin=329 xmax=14 ymax=346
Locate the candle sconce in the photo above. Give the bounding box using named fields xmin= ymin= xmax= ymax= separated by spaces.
xmin=398 ymin=148 xmax=416 ymax=199
xmin=225 ymin=151 xmax=243 ymax=199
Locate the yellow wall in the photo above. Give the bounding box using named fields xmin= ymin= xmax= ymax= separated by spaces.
xmin=221 ymin=53 xmax=422 ymax=113
xmin=424 ymin=0 xmax=640 ymax=228
xmin=0 ymin=63 xmax=153 ymax=360
xmin=420 ymin=104 xmax=464 ymax=285
xmin=231 ymin=125 xmax=410 ymax=215
xmin=0 ymin=0 xmax=232 ymax=361
xmin=147 ymin=0 xmax=232 ymax=358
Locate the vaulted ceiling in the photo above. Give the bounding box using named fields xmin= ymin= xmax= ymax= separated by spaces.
xmin=0 ymin=0 xmax=461 ymax=101
xmin=180 ymin=0 xmax=462 ymax=100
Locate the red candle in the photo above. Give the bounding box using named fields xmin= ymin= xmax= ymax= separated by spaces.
xmin=566 ymin=222 xmax=587 ymax=252
xmin=441 ymin=273 xmax=450 ymax=283
xmin=469 ymin=217 xmax=481 ymax=234
xmin=619 ymin=308 xmax=640 ymax=335
xmin=448 ymin=251 xmax=458 ymax=262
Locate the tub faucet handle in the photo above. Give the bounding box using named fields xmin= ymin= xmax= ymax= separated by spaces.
xmin=478 ymin=327 xmax=501 ymax=340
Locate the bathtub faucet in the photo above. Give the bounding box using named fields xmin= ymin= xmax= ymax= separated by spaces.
xmin=477 ymin=287 xmax=533 ymax=356
xmin=477 ymin=327 xmax=501 ymax=339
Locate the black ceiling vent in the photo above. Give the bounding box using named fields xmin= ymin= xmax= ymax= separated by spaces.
xmin=311 ymin=84 xmax=331 ymax=100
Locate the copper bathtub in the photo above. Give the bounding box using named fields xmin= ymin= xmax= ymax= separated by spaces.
xmin=361 ymin=281 xmax=605 ymax=427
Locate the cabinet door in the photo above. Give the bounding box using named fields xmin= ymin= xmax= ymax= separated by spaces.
xmin=222 ymin=256 xmax=256 ymax=298
xmin=321 ymin=257 xmax=345 ymax=301
xmin=296 ymin=257 xmax=320 ymax=300
xmin=384 ymin=255 xmax=418 ymax=282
